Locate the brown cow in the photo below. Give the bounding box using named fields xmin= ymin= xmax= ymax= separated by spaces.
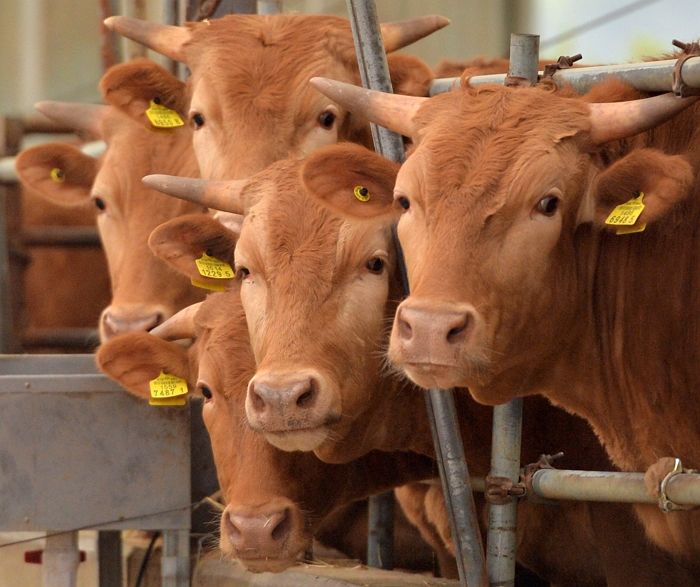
xmin=16 ymin=60 xmax=206 ymax=340
xmin=96 ymin=285 xmax=438 ymax=573
xmin=308 ymin=75 xmax=700 ymax=557
xmin=143 ymin=145 xmax=699 ymax=584
xmin=103 ymin=13 xmax=444 ymax=179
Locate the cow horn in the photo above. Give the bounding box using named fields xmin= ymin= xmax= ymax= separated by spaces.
xmin=380 ymin=15 xmax=450 ymax=52
xmin=103 ymin=16 xmax=191 ymax=62
xmin=34 ymin=101 xmax=108 ymax=139
xmin=150 ymin=302 xmax=202 ymax=341
xmin=143 ymin=174 xmax=248 ymax=215
xmin=310 ymin=78 xmax=426 ymax=138
xmin=588 ymin=93 xmax=699 ymax=144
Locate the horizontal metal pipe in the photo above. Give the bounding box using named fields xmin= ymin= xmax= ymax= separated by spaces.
xmin=430 ymin=56 xmax=700 ymax=96
xmin=0 ymin=140 xmax=106 ymax=184
xmin=21 ymin=227 xmax=101 ymax=247
xmin=531 ymin=469 xmax=700 ymax=507
xmin=20 ymin=328 xmax=100 ymax=350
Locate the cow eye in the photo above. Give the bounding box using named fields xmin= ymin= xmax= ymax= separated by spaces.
xmin=93 ymin=196 xmax=106 ymax=211
xmin=366 ymin=257 xmax=384 ymax=274
xmin=191 ymin=112 xmax=205 ymax=129
xmin=318 ymin=110 xmax=336 ymax=129
xmin=199 ymin=384 xmax=213 ymax=401
xmin=395 ymin=196 xmax=410 ymax=210
xmin=535 ymin=194 xmax=560 ymax=217
xmin=236 ymin=266 xmax=250 ymax=279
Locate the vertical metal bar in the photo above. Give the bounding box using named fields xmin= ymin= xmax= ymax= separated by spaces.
xmin=367 ymin=491 xmax=395 ymax=569
xmin=0 ymin=185 xmax=13 ymax=354
xmin=42 ymin=531 xmax=80 ymax=587
xmin=345 ymin=2 xmax=485 ymax=583
xmin=161 ymin=529 xmax=190 ymax=587
xmin=97 ymin=531 xmax=122 ymax=587
xmin=485 ymin=33 xmax=537 ymax=587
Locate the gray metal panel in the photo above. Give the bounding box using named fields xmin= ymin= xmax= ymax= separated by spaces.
xmin=0 ymin=356 xmax=191 ymax=531
xmin=0 ymin=354 xmax=99 ymax=375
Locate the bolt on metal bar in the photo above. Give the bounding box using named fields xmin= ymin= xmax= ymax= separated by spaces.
xmin=485 ymin=34 xmax=537 ymax=587
xmin=530 ymin=469 xmax=700 ymax=506
xmin=430 ymin=55 xmax=700 ymax=96
xmin=345 ymin=1 xmax=486 ymax=583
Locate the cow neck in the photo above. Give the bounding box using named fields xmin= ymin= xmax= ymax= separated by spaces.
xmin=546 ymin=179 xmax=700 ymax=472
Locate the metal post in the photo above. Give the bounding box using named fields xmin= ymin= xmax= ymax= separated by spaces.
xmin=345 ymin=1 xmax=486 ymax=583
xmin=42 ymin=531 xmax=80 ymax=587
xmin=161 ymin=529 xmax=189 ymax=587
xmin=97 ymin=531 xmax=122 ymax=587
xmin=367 ymin=491 xmax=394 ymax=569
xmin=486 ymin=34 xmax=537 ymax=587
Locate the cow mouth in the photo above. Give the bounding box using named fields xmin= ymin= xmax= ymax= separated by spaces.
xmin=263 ymin=425 xmax=331 ymax=452
xmin=402 ymin=361 xmax=464 ymax=390
xmin=232 ymin=554 xmax=299 ymax=574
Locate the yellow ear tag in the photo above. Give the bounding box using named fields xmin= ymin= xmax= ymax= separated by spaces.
xmin=50 ymin=168 xmax=65 ymax=183
xmin=145 ymin=100 xmax=184 ymax=129
xmin=605 ymin=192 xmax=646 ymax=234
xmin=354 ymin=185 xmax=370 ymax=202
xmin=190 ymin=278 xmax=227 ymax=292
xmin=195 ymin=253 xmax=235 ymax=279
xmin=149 ymin=371 xmax=188 ymax=407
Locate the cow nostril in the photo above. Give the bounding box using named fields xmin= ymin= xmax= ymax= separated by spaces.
xmin=447 ymin=313 xmax=472 ymax=344
xmin=225 ymin=513 xmax=242 ymax=543
xmin=150 ymin=312 xmax=164 ymax=330
xmin=397 ymin=316 xmax=413 ymax=340
xmin=250 ymin=387 xmax=266 ymax=413
xmin=295 ymin=379 xmax=317 ymax=409
xmin=271 ymin=509 xmax=291 ymax=542
xmin=447 ymin=324 xmax=465 ymax=341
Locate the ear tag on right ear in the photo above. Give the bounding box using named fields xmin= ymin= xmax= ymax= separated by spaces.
xmin=50 ymin=168 xmax=65 ymax=183
xmin=146 ymin=100 xmax=185 ymax=129
xmin=149 ymin=371 xmax=188 ymax=407
xmin=605 ymin=192 xmax=645 ymax=233
xmin=354 ymin=185 xmax=371 ymax=202
xmin=195 ymin=253 xmax=235 ymax=279
xmin=190 ymin=278 xmax=227 ymax=292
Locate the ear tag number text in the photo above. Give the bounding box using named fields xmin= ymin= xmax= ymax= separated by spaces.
xmin=146 ymin=100 xmax=185 ymax=128
xmin=149 ymin=371 xmax=188 ymax=407
xmin=605 ymin=192 xmax=646 ymax=234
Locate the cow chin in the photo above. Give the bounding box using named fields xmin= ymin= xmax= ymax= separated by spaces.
xmin=263 ymin=427 xmax=330 ymax=452
xmin=237 ymin=556 xmax=300 ymax=574
xmin=401 ymin=362 xmax=467 ymax=390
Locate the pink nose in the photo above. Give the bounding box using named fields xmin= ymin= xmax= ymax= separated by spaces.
xmin=395 ymin=303 xmax=476 ymax=364
xmin=247 ymin=375 xmax=319 ymax=430
xmin=223 ymin=508 xmax=291 ymax=554
xmin=101 ymin=310 xmax=163 ymax=340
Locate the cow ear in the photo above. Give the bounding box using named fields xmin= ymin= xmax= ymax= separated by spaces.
xmin=301 ymin=143 xmax=400 ymax=220
xmin=388 ymin=54 xmax=434 ymax=97
xmin=96 ymin=332 xmax=190 ymax=400
xmin=100 ymin=58 xmax=188 ymax=125
xmin=149 ymin=213 xmax=239 ymax=282
xmin=15 ymin=143 xmax=96 ymax=207
xmin=590 ymin=148 xmax=694 ymax=229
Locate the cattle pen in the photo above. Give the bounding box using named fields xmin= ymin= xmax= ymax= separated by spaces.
xmin=2 ymin=1 xmax=700 ymax=587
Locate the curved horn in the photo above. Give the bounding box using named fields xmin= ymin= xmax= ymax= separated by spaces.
xmin=143 ymin=174 xmax=248 ymax=215
xmin=310 ymin=78 xmax=426 ymax=138
xmin=588 ymin=93 xmax=699 ymax=145
xmin=103 ymin=16 xmax=191 ymax=62
xmin=380 ymin=15 xmax=450 ymax=52
xmin=150 ymin=302 xmax=203 ymax=341
xmin=35 ymin=101 xmax=108 ymax=139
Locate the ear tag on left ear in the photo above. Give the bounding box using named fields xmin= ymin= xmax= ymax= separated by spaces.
xmin=149 ymin=371 xmax=188 ymax=407
xmin=605 ymin=192 xmax=645 ymax=233
xmin=146 ymin=100 xmax=185 ymax=129
xmin=50 ymin=168 xmax=65 ymax=183
xmin=354 ymin=185 xmax=370 ymax=202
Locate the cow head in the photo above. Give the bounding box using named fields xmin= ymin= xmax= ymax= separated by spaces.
xmin=17 ymin=60 xmax=206 ymax=341
xmin=105 ymin=13 xmax=445 ymax=179
xmin=310 ymin=78 xmax=698 ymax=402
xmin=97 ymin=288 xmax=433 ymax=571
xmin=143 ymin=143 xmax=407 ymax=458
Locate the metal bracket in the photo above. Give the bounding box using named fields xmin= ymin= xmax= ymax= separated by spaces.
xmin=542 ymin=54 xmax=583 ymax=79
xmin=672 ymin=40 xmax=700 ymax=97
xmin=520 ymin=452 xmax=565 ymax=505
xmin=484 ymin=475 xmax=526 ymax=505
xmin=657 ymin=457 xmax=698 ymax=513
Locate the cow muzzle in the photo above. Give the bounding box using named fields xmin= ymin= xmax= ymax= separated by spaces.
xmin=391 ymin=300 xmax=481 ymax=389
xmin=99 ymin=304 xmax=168 ymax=341
xmin=245 ymin=370 xmax=340 ymax=451
xmin=220 ymin=501 xmax=308 ymax=572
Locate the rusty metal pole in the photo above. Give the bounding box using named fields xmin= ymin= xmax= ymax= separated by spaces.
xmin=485 ymin=33 xmax=538 ymax=587
xmin=345 ymin=1 xmax=486 ymax=583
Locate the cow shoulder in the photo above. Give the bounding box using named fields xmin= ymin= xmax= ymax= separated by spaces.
xmin=590 ymin=148 xmax=694 ymax=228
xmin=96 ymin=331 xmax=190 ymax=399
xmin=301 ymin=143 xmax=400 ymax=220
xmin=100 ymin=57 xmax=188 ymax=125
xmin=16 ymin=143 xmax=96 ymax=207
xmin=149 ymin=213 xmax=239 ymax=282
